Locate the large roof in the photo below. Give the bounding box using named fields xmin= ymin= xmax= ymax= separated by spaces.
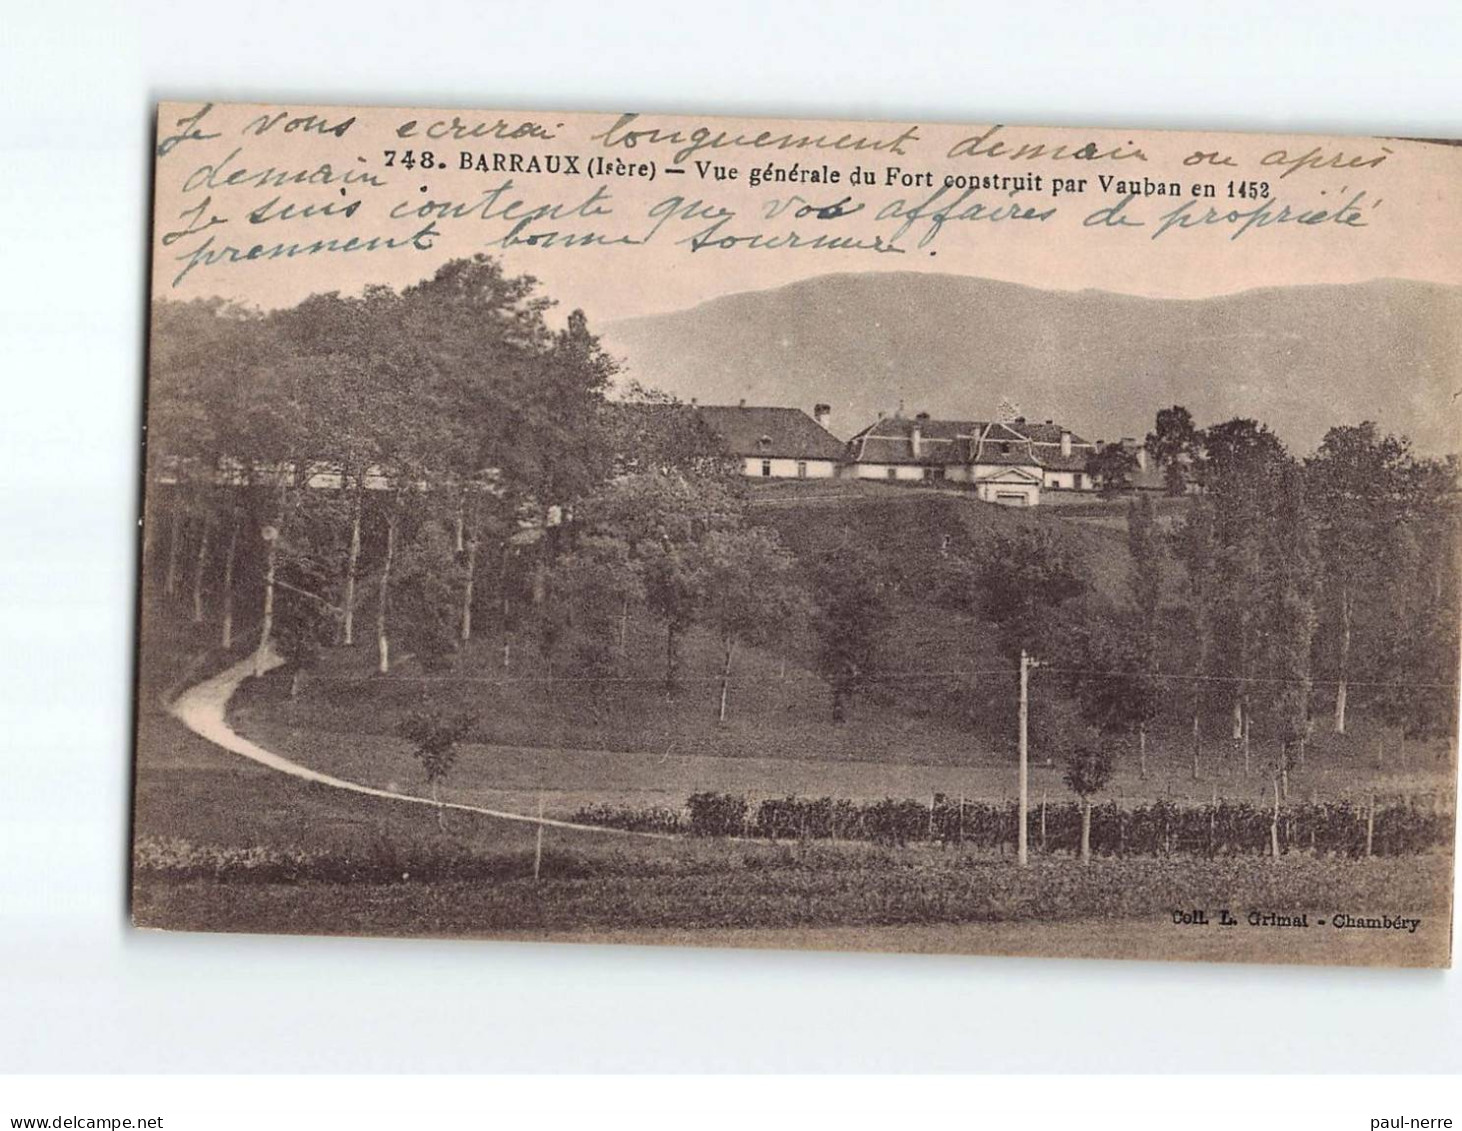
xmin=694 ymin=405 xmax=846 ymax=461
xmin=847 ymin=415 xmax=1095 ymax=469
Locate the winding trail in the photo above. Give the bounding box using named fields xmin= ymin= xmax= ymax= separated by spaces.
xmin=168 ymin=650 xmax=671 ymax=839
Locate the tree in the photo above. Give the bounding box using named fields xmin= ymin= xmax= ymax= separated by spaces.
xmin=976 ymin=527 xmax=1087 ymax=663
xmin=276 ymin=291 xmax=407 ymax=649
xmin=603 ymin=383 xmax=738 ymax=478
xmin=1173 ymin=496 xmax=1217 ymax=779
xmin=1146 ymin=405 xmax=1201 ymax=496
xmin=810 ymin=544 xmax=892 ymax=723
xmin=698 ymin=527 xmax=804 ymax=723
xmin=148 ymin=298 xmax=296 ymax=648
xmin=537 ymin=536 xmax=643 ymax=709
xmin=1063 ymin=739 xmax=1116 ymax=865
xmin=582 ymin=471 xmax=744 ymax=692
xmin=1253 ymin=462 xmax=1319 ymax=797
xmin=269 ymin=489 xmax=349 ymax=693
xmin=1085 ymin=445 xmax=1139 ymax=498
xmin=1201 ymin=419 xmax=1290 ymax=761
xmin=1305 ymin=423 xmax=1413 ymax=733
xmin=1126 ymin=494 xmax=1163 ymax=775
xmin=271 ymin=587 xmax=331 ymax=699
xmin=1368 ymin=455 xmax=1461 ymax=747
xmin=1072 ymin=612 xmax=1161 ymax=779
xmin=391 ymin=517 xmax=468 ymax=669
xmin=398 ymin=709 xmax=476 ymax=832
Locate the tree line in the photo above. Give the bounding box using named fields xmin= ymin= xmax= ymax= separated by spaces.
xmin=146 ymin=259 xmax=1459 ymax=814
xmin=957 ymin=410 xmax=1459 ymax=845
xmin=145 ymin=254 xmax=888 ymax=726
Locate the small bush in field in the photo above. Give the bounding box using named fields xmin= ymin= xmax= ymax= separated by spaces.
xmin=398 ymin=709 xmax=476 ymax=830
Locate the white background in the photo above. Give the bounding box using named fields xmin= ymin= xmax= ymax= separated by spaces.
xmin=1 ymin=0 xmax=1459 ymax=1075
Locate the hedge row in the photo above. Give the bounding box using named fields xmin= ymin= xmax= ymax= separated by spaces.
xmin=571 ymin=792 xmax=1454 ymax=858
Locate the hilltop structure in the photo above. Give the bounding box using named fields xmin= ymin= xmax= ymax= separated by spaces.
xmin=693 ymin=402 xmax=846 ymax=479
xmin=615 ymin=401 xmax=1157 ymax=505
xmin=843 ymin=412 xmax=1102 ymax=506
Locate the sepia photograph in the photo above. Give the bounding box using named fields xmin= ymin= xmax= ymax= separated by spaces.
xmin=10 ymin=0 xmax=1462 ymax=1113
xmin=130 ymin=101 xmax=1460 ymax=968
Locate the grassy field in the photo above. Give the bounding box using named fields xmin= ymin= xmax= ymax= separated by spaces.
xmin=130 ymin=482 xmax=1456 ymax=962
xmin=231 ymin=482 xmax=1454 ymax=809
xmin=135 ymin=640 xmax=1455 ymax=967
xmin=133 ymin=834 xmax=1455 ymax=967
xmin=231 ymin=671 xmax=1456 ymax=823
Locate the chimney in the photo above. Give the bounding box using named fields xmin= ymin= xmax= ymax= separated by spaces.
xmin=813 ymin=403 xmax=831 ymax=430
xmin=910 ymin=416 xmax=924 ymax=459
xmin=1136 ymin=446 xmax=1149 ymax=472
xmin=738 ymin=397 xmax=747 ymax=408
xmin=1061 ymin=430 xmax=1072 ymax=457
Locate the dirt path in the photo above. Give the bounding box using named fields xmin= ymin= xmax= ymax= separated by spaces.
xmin=167 ymin=649 xmax=671 ymax=839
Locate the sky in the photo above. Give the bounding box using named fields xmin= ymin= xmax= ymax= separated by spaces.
xmin=149 ymin=101 xmax=1462 ymax=327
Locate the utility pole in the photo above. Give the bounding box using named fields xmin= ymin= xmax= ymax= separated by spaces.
xmin=1018 ymin=649 xmax=1036 ymax=868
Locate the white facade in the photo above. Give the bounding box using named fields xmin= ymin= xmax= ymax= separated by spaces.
xmin=1042 ymin=470 xmax=1092 ymax=491
xmin=852 ymin=463 xmax=978 ymax=483
xmin=973 ymin=466 xmax=1043 ymax=506
xmin=853 ymin=463 xmax=928 ymax=482
xmin=743 ymin=456 xmax=840 ymax=480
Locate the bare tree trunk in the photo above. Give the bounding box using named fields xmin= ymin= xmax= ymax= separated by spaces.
xmin=220 ymin=511 xmax=239 ymax=650
xmin=343 ymin=485 xmax=362 ymax=646
xmin=717 ymin=636 xmax=736 ymax=723
xmin=256 ymin=527 xmax=277 ymax=678
xmin=377 ymin=498 xmax=399 ymax=675
xmin=1334 ymin=588 xmax=1351 ymax=733
xmin=618 ymin=596 xmax=629 ymax=658
xmin=454 ymin=489 xmax=466 ymax=553
xmin=1270 ymin=776 xmax=1281 ymax=861
xmin=664 ymin=623 xmax=680 ymax=694
xmin=1242 ymin=706 xmax=1252 ymax=778
xmin=1191 ymin=712 xmax=1201 ymax=781
xmin=461 ymin=532 xmax=478 ymax=642
xmin=164 ymin=507 xmax=183 ymax=599
xmin=1139 ymin=723 xmax=1148 ymax=779
xmin=500 ymin=541 xmax=512 ymax=627
xmin=1280 ymin=742 xmax=1289 ymax=802
xmin=1231 ymin=698 xmax=1243 ymax=741
xmin=432 ymin=778 xmax=447 ymax=833
xmin=531 ymin=549 xmax=547 ymax=606
xmin=1080 ymin=797 xmax=1092 ymax=865
xmin=190 ymin=517 xmax=211 ymax=623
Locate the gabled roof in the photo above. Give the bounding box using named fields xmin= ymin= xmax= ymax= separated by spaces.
xmin=978 ymin=465 xmax=1044 ymax=484
xmin=1033 ymin=448 xmax=1095 ymax=473
xmin=847 ymin=415 xmax=1092 ymax=471
xmin=694 ymin=405 xmax=846 ymax=461
xmin=846 ymin=416 xmax=980 ymax=466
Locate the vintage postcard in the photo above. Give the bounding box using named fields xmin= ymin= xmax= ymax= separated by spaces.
xmin=134 ymin=100 xmax=1460 ymax=966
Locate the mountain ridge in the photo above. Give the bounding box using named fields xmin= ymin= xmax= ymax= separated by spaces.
xmin=602 ymin=273 xmax=1462 ymax=454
